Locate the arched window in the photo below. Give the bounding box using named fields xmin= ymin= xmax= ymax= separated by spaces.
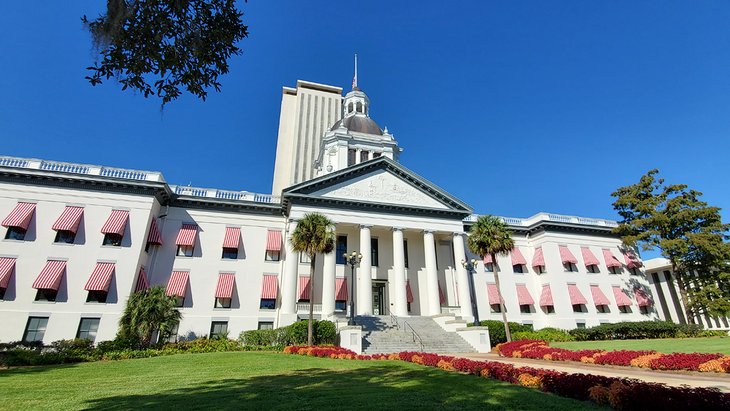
xmin=356 ymin=101 xmax=363 ymax=113
xmin=348 ymin=102 xmax=354 ymax=114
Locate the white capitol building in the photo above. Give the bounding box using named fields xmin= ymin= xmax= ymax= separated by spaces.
xmin=1 ymin=77 xmax=727 ymax=351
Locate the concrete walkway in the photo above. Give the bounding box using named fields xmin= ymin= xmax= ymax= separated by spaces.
xmin=453 ymin=352 xmax=730 ymax=393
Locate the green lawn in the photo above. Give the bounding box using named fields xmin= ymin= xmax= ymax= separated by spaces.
xmin=0 ymin=352 xmax=601 ymax=411
xmin=553 ymin=336 xmax=730 ymax=354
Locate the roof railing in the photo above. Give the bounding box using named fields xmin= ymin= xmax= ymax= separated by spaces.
xmin=0 ymin=156 xmax=165 ymax=182
xmin=170 ymin=185 xmax=281 ymax=205
xmin=464 ymin=212 xmax=618 ymax=228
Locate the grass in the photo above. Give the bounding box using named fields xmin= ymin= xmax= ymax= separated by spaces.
xmin=553 ymin=336 xmax=730 ymax=354
xmin=0 ymin=352 xmax=602 ymax=411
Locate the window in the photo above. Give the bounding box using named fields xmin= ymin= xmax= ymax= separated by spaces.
xmin=86 ymin=290 xmax=108 ymax=303
xmin=490 ymin=304 xmax=502 ymax=313
xmin=23 ymin=317 xmax=48 ymax=342
xmin=54 ymin=230 xmax=75 ymax=244
xmin=371 ymin=238 xmax=379 ymax=266
xmin=360 ymin=150 xmax=369 ymax=162
xmin=572 ymin=304 xmax=585 ymax=313
xmin=335 ymin=300 xmax=346 ymax=311
xmin=336 ymin=235 xmax=347 ymax=264
xmin=356 ymin=101 xmax=363 ymax=113
xmin=596 ymin=305 xmax=609 ymax=313
xmin=407 ymin=302 xmax=411 ymax=312
xmin=76 ymin=318 xmax=100 ymax=342
xmin=174 ymin=296 xmax=185 ymax=307
xmin=102 ymin=233 xmax=122 ymax=247
xmin=563 ymin=263 xmax=578 ymax=272
xmin=513 ymin=264 xmax=525 ymax=274
xmin=535 ymin=265 xmax=546 ymax=274
xmin=260 ymin=298 xmax=276 ymax=309
xmin=608 ymin=266 xmax=621 ymax=274
xmin=177 ymin=245 xmax=194 ymax=257
xmin=587 ymin=265 xmax=600 ymax=274
xmin=629 ymin=267 xmax=641 ymax=275
xmin=35 ymin=289 xmax=58 ymax=302
xmin=403 ymin=240 xmax=409 ymax=268
xmin=373 ymin=152 xmax=381 ymax=158
xmin=347 ymin=149 xmax=356 ymax=166
xmin=348 ymin=102 xmax=354 ymax=113
xmin=484 ymin=263 xmax=494 ymax=273
xmin=5 ymin=227 xmax=26 ymax=240
xmin=265 ymin=250 xmax=280 ymax=261
xmin=639 ymin=306 xmax=650 ymax=315
xmin=619 ymin=305 xmax=631 ymax=314
xmin=222 ymin=247 xmax=238 ymax=259
xmin=543 ymin=305 xmax=555 ymax=314
xmin=519 ymin=304 xmax=531 ymax=314
xmin=210 ymin=321 xmax=228 ymax=338
xmin=576 ymin=322 xmax=587 ymax=329
xmin=299 ymin=253 xmax=311 ymax=263
xmin=162 ymin=323 xmax=179 ymax=343
xmin=258 ymin=321 xmax=274 ymax=330
xmin=0 ymin=287 xmax=5 ymax=300
xmin=215 ymin=298 xmax=232 ymax=308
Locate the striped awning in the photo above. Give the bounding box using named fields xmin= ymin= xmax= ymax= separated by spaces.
xmin=298 ymin=276 xmax=311 ymax=300
xmin=33 ymin=260 xmax=66 ymax=290
xmin=603 ymin=249 xmax=622 ymax=268
xmin=166 ymin=271 xmax=189 ymax=297
xmin=52 ymin=206 xmax=84 ymax=233
xmin=515 ymin=284 xmax=534 ymax=305
xmin=612 ymin=286 xmax=632 ymax=307
xmin=266 ymin=230 xmax=282 ymax=251
xmin=590 ymin=285 xmax=610 ymax=306
xmin=623 ymin=250 xmax=643 ymax=269
xmin=581 ymin=247 xmax=600 ymax=267
xmin=261 ymin=275 xmax=278 ymax=299
xmin=567 ymin=284 xmax=587 ymax=305
xmin=100 ymin=210 xmax=129 ymax=236
xmin=135 ymin=267 xmax=149 ymax=292
xmin=335 ymin=277 xmax=348 ymax=300
xmin=406 ymin=280 xmax=414 ymax=303
xmin=511 ymin=247 xmax=527 ymax=266
xmin=539 ymin=284 xmax=554 ymax=307
xmin=438 ymin=283 xmax=446 ymax=305
xmin=215 ymin=273 xmax=235 ymax=299
xmin=223 ymin=227 xmax=241 ymax=249
xmin=487 ymin=283 xmax=503 ymax=305
xmin=559 ymin=246 xmax=578 ymax=264
xmin=482 ymin=254 xmax=493 ymax=264
xmin=175 ymin=224 xmax=198 ymax=246
xmin=0 ymin=257 xmax=16 ymax=288
xmin=84 ymin=262 xmax=115 ymax=291
xmin=2 ymin=202 xmax=36 ymax=230
xmin=634 ymin=287 xmax=652 ymax=307
xmin=147 ymin=218 xmax=163 ymax=245
xmin=531 ymin=247 xmax=545 ymax=268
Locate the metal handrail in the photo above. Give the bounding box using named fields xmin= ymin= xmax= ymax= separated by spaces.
xmin=402 ymin=321 xmax=424 ymax=352
xmin=387 ymin=308 xmax=400 ymax=330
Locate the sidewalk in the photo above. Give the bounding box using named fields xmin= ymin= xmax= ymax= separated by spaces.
xmin=454 ymin=352 xmax=730 ymax=392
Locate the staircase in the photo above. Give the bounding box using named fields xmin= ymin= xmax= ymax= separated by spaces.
xmin=358 ymin=315 xmax=476 ymax=355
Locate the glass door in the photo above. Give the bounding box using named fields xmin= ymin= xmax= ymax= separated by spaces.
xmin=372 ymin=284 xmax=385 ymax=315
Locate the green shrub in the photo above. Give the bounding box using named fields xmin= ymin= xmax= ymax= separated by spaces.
xmin=568 ymin=321 xmax=680 ymax=341
xmin=314 ymin=320 xmax=336 ymax=345
xmin=513 ymin=328 xmax=574 ymax=342
xmin=476 ymin=320 xmax=533 ymax=345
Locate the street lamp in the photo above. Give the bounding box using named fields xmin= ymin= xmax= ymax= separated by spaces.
xmin=461 ymin=258 xmax=480 ymax=326
xmin=343 ymin=251 xmax=363 ymax=326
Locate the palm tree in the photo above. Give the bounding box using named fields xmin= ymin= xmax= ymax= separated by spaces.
xmin=467 ymin=215 xmax=515 ymax=342
xmin=119 ymin=286 xmax=182 ymax=347
xmin=290 ymin=213 xmax=336 ymax=346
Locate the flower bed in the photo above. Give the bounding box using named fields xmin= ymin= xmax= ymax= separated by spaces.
xmin=284 ymin=345 xmax=730 ymax=410
xmin=496 ymin=339 xmax=730 ymax=373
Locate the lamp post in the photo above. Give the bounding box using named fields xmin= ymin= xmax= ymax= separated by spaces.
xmin=344 ymin=251 xmax=362 ymax=326
xmin=461 ymin=258 xmax=480 ymax=326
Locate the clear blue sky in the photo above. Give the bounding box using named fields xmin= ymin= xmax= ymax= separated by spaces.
xmin=1 ymin=1 xmax=728 ymax=225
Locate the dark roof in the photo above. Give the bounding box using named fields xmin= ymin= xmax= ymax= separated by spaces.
xmin=329 ymin=115 xmax=383 ymax=135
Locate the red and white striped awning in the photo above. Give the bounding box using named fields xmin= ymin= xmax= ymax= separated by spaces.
xmin=266 ymin=230 xmax=282 ymax=251
xmin=175 ymin=224 xmax=198 ymax=246
xmin=84 ymin=262 xmax=115 ymax=291
xmin=261 ymin=274 xmax=278 ymax=299
xmin=581 ymin=247 xmax=600 ymax=267
xmin=487 ymin=283 xmax=503 ymax=305
xmin=438 ymin=283 xmax=446 ymax=305
xmin=634 ymin=287 xmax=652 ymax=307
xmin=531 ymin=247 xmax=545 ymax=268
xmin=223 ymin=227 xmax=241 ymax=249
xmin=147 ymin=218 xmax=163 ymax=245
xmin=0 ymin=257 xmax=16 ymax=288
xmin=511 ymin=247 xmax=527 ymax=266
xmin=135 ymin=267 xmax=149 ymax=292
xmin=590 ymin=285 xmax=610 ymax=306
xmin=335 ymin=277 xmax=348 ymax=300
xmin=559 ymin=246 xmax=578 ymax=264
xmin=33 ymin=260 xmax=66 ymax=290
xmin=515 ymin=284 xmax=534 ymax=305
xmin=100 ymin=210 xmax=129 ymax=236
xmin=406 ymin=280 xmax=414 ymax=303
xmin=215 ymin=273 xmax=235 ymax=299
xmin=52 ymin=206 xmax=84 ymax=233
xmin=2 ymin=202 xmax=36 ymax=230
xmin=623 ymin=250 xmax=643 ymax=269
xmin=603 ymin=249 xmax=622 ymax=268
xmin=166 ymin=271 xmax=189 ymax=297
xmin=539 ymin=284 xmax=554 ymax=307
xmin=567 ymin=284 xmax=587 ymax=305
xmin=482 ymin=254 xmax=493 ymax=264
xmin=298 ymin=276 xmax=311 ymax=300
xmin=612 ymin=286 xmax=632 ymax=307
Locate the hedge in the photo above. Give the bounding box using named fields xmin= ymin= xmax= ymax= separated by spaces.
xmin=473 ymin=320 xmax=533 ymax=345
xmin=238 ymin=320 xmax=336 ymax=346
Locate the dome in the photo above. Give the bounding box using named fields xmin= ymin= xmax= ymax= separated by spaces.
xmin=330 ymin=115 xmax=383 ymax=136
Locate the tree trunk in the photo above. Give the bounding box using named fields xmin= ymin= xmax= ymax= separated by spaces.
xmin=307 ymin=254 xmax=316 ymax=346
xmin=492 ymin=253 xmax=511 ymax=342
xmin=672 ymin=261 xmax=695 ymax=325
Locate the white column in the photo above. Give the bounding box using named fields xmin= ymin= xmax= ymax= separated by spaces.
xmin=280 ymin=222 xmax=298 ymax=315
xmin=358 ymin=225 xmax=373 ymax=315
xmin=321 ymin=251 xmax=336 ymax=319
xmin=391 ymin=227 xmax=408 ymax=316
xmin=423 ymin=230 xmax=441 ymax=316
xmin=452 ymin=232 xmax=473 ymax=321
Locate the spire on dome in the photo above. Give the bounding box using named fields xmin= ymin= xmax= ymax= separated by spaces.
xmin=351 ymin=53 xmax=358 ymax=91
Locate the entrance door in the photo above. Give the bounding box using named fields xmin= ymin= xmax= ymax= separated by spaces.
xmin=372 ymin=283 xmax=385 ymax=315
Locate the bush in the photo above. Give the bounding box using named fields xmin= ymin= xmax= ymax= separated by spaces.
xmin=513 ymin=328 xmax=574 ymax=342
xmin=476 ymin=320 xmax=533 ymax=345
xmin=240 ymin=320 xmax=336 ymax=347
xmin=314 ymin=320 xmax=336 ymax=345
xmin=568 ymin=321 xmax=680 ymax=341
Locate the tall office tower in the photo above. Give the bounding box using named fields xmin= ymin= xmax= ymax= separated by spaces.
xmin=271 ymin=80 xmax=343 ymax=196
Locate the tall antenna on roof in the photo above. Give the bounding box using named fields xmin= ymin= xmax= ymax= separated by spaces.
xmin=352 ymin=53 xmax=358 ymax=90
